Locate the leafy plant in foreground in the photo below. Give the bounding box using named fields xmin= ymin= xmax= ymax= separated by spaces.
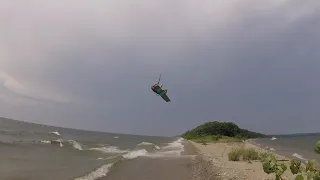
xmin=289 ymin=159 xmax=304 ymax=179
xmin=315 ymin=141 xmax=320 ymax=154
xmin=260 ymin=141 xmax=320 ymax=180
xmin=305 ymin=160 xmax=320 ymax=180
xmin=262 ymin=154 xmax=287 ymax=180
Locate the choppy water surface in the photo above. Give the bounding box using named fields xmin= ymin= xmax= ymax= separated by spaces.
xmin=0 ymin=118 xmax=189 ymax=180
xmin=253 ymin=134 xmax=320 ymax=163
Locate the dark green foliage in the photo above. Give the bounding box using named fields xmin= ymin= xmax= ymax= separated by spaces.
xmin=305 ymin=159 xmax=320 ymax=180
xmin=192 ymin=135 xmax=222 ymax=144
xmin=307 ymin=171 xmax=320 ymax=180
xmin=306 ymin=160 xmax=316 ymax=172
xmin=290 ymin=159 xmax=302 ymax=174
xmin=295 ymin=175 xmax=304 ymax=180
xmin=182 ymin=121 xmax=266 ymax=139
xmin=262 ymin=154 xmax=287 ymax=179
xmin=260 ymin=147 xmax=320 ymax=180
xmin=315 ymin=141 xmax=320 ymax=154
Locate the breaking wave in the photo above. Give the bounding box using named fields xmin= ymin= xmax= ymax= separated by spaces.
xmin=68 ymin=140 xmax=83 ymax=150
xmin=122 ymin=149 xmax=148 ymax=159
xmin=122 ymin=138 xmax=185 ymax=159
xmin=90 ymin=146 xmax=129 ymax=154
xmin=49 ymin=139 xmax=64 ymax=147
xmin=138 ymin=142 xmax=160 ymax=150
xmin=161 ymin=138 xmax=185 ymax=156
xmin=40 ymin=139 xmax=83 ymax=150
xmin=74 ymin=163 xmax=114 ymax=180
xmin=49 ymin=131 xmax=60 ymax=136
xmin=292 ymin=153 xmax=308 ymax=162
xmin=75 ymin=138 xmax=186 ymax=180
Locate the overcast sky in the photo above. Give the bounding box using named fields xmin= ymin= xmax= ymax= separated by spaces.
xmin=0 ymin=0 xmax=319 ymax=136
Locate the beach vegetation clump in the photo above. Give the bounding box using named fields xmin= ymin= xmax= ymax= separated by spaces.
xmin=260 ymin=147 xmax=320 ymax=180
xmin=227 ymin=142 xmax=320 ymax=180
xmin=261 ymin=153 xmax=287 ymax=180
xmin=243 ymin=148 xmax=260 ymax=161
xmin=259 ymin=152 xmax=274 ymax=160
xmin=228 ymin=148 xmax=243 ymax=161
xmin=315 ymin=141 xmax=320 ymax=154
xmin=228 ymin=148 xmax=260 ymax=161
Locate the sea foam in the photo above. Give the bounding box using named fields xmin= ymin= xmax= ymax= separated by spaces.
xmin=40 ymin=139 xmax=84 ymax=150
xmin=68 ymin=140 xmax=83 ymax=150
xmin=74 ymin=138 xmax=186 ymax=180
xmin=74 ymin=163 xmax=114 ymax=180
xmin=49 ymin=131 xmax=60 ymax=136
xmin=292 ymin=153 xmax=308 ymax=162
xmin=138 ymin=142 xmax=161 ymax=150
xmin=122 ymin=138 xmax=185 ymax=159
xmin=90 ymin=146 xmax=129 ymax=154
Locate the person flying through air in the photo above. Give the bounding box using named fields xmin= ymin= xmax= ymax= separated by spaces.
xmin=151 ymin=74 xmax=170 ymax=102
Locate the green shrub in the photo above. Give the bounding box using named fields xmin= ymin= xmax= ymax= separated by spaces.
xmin=261 ymin=154 xmax=287 ymax=180
xmin=315 ymin=141 xmax=320 ymax=154
xmin=259 ymin=143 xmax=320 ymax=180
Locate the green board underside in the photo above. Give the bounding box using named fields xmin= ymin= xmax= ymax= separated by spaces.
xmin=161 ymin=94 xmax=170 ymax=102
xmin=155 ymin=87 xmax=170 ymax=102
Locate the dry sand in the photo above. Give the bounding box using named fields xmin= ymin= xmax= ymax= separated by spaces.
xmin=190 ymin=140 xmax=301 ymax=180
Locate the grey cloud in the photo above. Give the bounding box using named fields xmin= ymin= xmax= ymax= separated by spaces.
xmin=0 ymin=0 xmax=319 ymax=136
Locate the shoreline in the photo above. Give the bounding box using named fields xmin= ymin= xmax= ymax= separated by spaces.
xmin=188 ymin=139 xmax=300 ymax=180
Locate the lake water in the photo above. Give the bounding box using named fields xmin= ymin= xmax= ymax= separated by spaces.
xmin=0 ymin=118 xmax=194 ymax=180
xmin=253 ymin=134 xmax=320 ymax=163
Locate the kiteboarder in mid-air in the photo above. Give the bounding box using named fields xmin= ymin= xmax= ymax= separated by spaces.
xmin=151 ymin=74 xmax=170 ymax=102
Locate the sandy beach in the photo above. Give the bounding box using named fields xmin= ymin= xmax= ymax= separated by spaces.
xmin=189 ymin=140 xmax=300 ymax=180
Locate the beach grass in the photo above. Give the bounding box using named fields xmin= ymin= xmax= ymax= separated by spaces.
xmin=228 ymin=148 xmax=260 ymax=161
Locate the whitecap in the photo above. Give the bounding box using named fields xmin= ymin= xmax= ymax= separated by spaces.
xmin=68 ymin=140 xmax=83 ymax=150
xmin=122 ymin=149 xmax=148 ymax=159
xmin=90 ymin=146 xmax=129 ymax=154
xmin=138 ymin=142 xmax=161 ymax=150
xmin=138 ymin=142 xmax=154 ymax=146
xmin=162 ymin=138 xmax=184 ymax=154
xmin=121 ymin=138 xmax=186 ymax=159
xmin=74 ymin=163 xmax=114 ymax=180
xmin=292 ymin=153 xmax=308 ymax=161
xmin=51 ymin=139 xmax=64 ymax=147
xmin=49 ymin=131 xmax=60 ymax=136
xmin=40 ymin=140 xmax=51 ymax=144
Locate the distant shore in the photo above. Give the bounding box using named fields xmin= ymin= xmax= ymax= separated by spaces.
xmin=188 ymin=139 xmax=301 ymax=180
